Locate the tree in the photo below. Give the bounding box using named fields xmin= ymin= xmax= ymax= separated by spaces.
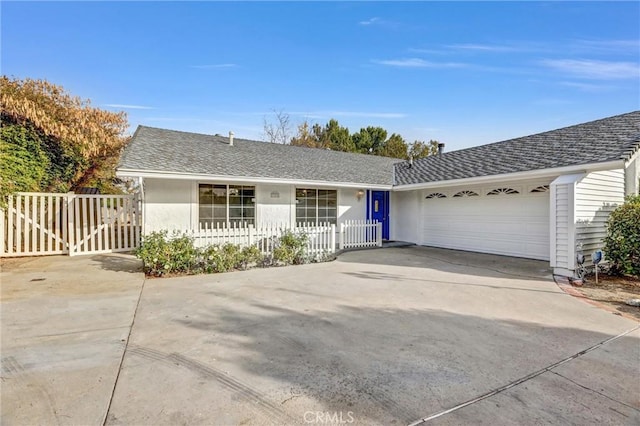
xmin=290 ymin=121 xmax=319 ymax=148
xmin=0 ymin=76 xmax=129 ymax=199
xmin=291 ymin=118 xmax=355 ymax=152
xmin=288 ymin=117 xmax=439 ymax=161
xmin=262 ymin=109 xmax=291 ymax=144
xmin=378 ymin=133 xmax=408 ymax=159
xmin=321 ymin=119 xmax=355 ymax=152
xmin=353 ymin=126 xmax=388 ymax=154
xmin=409 ymin=140 xmax=439 ymax=159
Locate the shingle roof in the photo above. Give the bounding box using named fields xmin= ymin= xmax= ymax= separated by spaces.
xmin=395 ymin=111 xmax=640 ymax=186
xmin=118 ymin=126 xmax=400 ymax=186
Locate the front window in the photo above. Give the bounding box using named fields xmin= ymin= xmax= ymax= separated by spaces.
xmin=199 ymin=184 xmax=255 ymax=228
xmin=296 ymin=188 xmax=337 ymax=225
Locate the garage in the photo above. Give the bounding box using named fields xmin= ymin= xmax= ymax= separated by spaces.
xmin=420 ymin=183 xmax=550 ymax=260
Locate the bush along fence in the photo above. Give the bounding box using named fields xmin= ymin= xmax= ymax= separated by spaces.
xmin=136 ymin=220 xmax=383 ymax=276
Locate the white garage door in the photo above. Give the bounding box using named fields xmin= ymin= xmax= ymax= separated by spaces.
xmin=421 ymin=187 xmax=550 ymax=260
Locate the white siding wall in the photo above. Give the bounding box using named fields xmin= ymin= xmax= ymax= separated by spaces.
xmin=551 ymin=183 xmax=571 ymax=270
xmin=390 ymin=190 xmax=420 ymax=243
xmin=575 ymin=169 xmax=625 ymax=256
xmin=143 ymin=178 xmax=193 ymax=233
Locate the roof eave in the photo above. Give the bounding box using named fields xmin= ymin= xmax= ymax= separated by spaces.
xmin=116 ymin=168 xmax=393 ymax=190
xmin=392 ymin=159 xmax=624 ymax=191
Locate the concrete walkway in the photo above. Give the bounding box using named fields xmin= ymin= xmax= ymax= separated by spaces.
xmin=2 ymin=247 xmax=638 ymax=425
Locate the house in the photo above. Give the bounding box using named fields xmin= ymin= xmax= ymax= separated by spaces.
xmin=117 ymin=111 xmax=640 ymax=276
xmin=116 ymin=126 xmax=400 ymax=238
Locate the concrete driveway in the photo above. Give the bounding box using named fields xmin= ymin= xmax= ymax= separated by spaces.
xmin=2 ymin=247 xmax=639 ymax=425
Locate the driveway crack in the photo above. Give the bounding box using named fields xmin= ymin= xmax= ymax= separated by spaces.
xmin=407 ymin=324 xmax=640 ymax=425
xmin=101 ymin=277 xmax=147 ymax=426
xmin=549 ymin=370 xmax=640 ymax=412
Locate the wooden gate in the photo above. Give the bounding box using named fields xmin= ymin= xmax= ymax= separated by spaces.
xmin=1 ymin=192 xmax=141 ymax=257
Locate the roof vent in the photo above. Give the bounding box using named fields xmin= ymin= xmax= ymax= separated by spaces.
xmin=229 ymin=131 xmax=234 ymax=146
xmin=437 ymin=143 xmax=445 ymax=156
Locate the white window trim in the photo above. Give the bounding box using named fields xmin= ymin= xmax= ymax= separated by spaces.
xmin=294 ymin=187 xmax=339 ymax=225
xmin=197 ymin=182 xmax=256 ymax=227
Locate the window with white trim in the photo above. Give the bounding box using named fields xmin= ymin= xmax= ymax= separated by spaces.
xmin=199 ymin=184 xmax=255 ymax=228
xmin=295 ymin=188 xmax=337 ymax=225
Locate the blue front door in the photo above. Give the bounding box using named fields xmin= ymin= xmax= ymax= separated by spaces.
xmin=371 ymin=191 xmax=390 ymax=240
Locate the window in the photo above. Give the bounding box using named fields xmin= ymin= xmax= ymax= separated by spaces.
xmin=530 ymin=185 xmax=550 ymax=193
xmin=487 ymin=187 xmax=519 ymax=195
xmin=425 ymin=192 xmax=447 ymax=199
xmin=199 ymin=184 xmax=255 ymax=228
xmin=453 ymin=190 xmax=479 ymax=197
xmin=296 ymin=188 xmax=337 ymax=225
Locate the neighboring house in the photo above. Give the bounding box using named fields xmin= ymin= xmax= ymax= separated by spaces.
xmin=117 ymin=111 xmax=640 ymax=276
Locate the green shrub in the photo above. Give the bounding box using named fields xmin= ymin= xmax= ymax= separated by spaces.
xmin=273 ymin=230 xmax=308 ymax=265
xmin=201 ymin=243 xmax=259 ymax=273
xmin=135 ymin=228 xmax=326 ymax=277
xmin=167 ymin=233 xmax=199 ymax=274
xmin=135 ymin=231 xmax=199 ymax=276
xmin=603 ymin=195 xmax=640 ymax=277
xmin=240 ymin=245 xmax=263 ymax=270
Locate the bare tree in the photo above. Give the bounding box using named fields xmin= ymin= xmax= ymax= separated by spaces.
xmin=262 ymin=109 xmax=292 ymax=144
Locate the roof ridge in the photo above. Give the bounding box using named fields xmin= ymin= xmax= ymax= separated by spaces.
xmin=395 ymin=111 xmax=640 ymax=186
xmin=412 ymin=110 xmax=640 ymax=164
xmin=135 ymin=125 xmax=402 ymax=163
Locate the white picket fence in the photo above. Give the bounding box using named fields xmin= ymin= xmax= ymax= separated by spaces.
xmin=1 ymin=192 xmax=141 ymax=257
xmin=187 ymin=222 xmax=336 ymax=257
xmin=178 ymin=219 xmax=381 ymax=256
xmin=340 ymin=220 xmax=382 ymax=249
xmin=2 ymin=192 xmax=381 ymax=258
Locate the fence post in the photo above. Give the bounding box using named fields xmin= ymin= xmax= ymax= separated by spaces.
xmin=377 ymin=222 xmax=382 ymax=247
xmin=248 ymin=226 xmax=254 ymax=247
xmin=0 ymin=207 xmax=4 ymax=256
xmin=67 ymin=192 xmax=76 ymax=256
xmin=339 ymin=223 xmax=344 ymax=250
xmin=330 ymin=224 xmax=336 ymax=253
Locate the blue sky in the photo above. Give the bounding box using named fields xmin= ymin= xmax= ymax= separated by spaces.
xmin=2 ymin=1 xmax=639 ymax=151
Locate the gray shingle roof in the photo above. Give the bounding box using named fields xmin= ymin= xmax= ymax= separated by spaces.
xmin=118 ymin=126 xmax=400 ymax=186
xmin=394 ymin=111 xmax=640 ymax=186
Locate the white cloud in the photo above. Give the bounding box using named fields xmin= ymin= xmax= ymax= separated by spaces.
xmin=539 ymin=59 xmax=639 ymax=80
xmin=407 ymin=47 xmax=450 ymax=55
xmin=359 ymin=17 xmax=380 ymax=26
xmin=571 ymin=39 xmax=640 ymax=55
xmin=559 ymin=81 xmax=615 ymax=92
xmin=105 ymin=104 xmax=154 ymax=110
xmin=446 ymin=43 xmax=520 ymax=53
xmin=190 ymin=64 xmax=237 ymax=69
xmin=373 ymin=58 xmax=468 ymax=68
